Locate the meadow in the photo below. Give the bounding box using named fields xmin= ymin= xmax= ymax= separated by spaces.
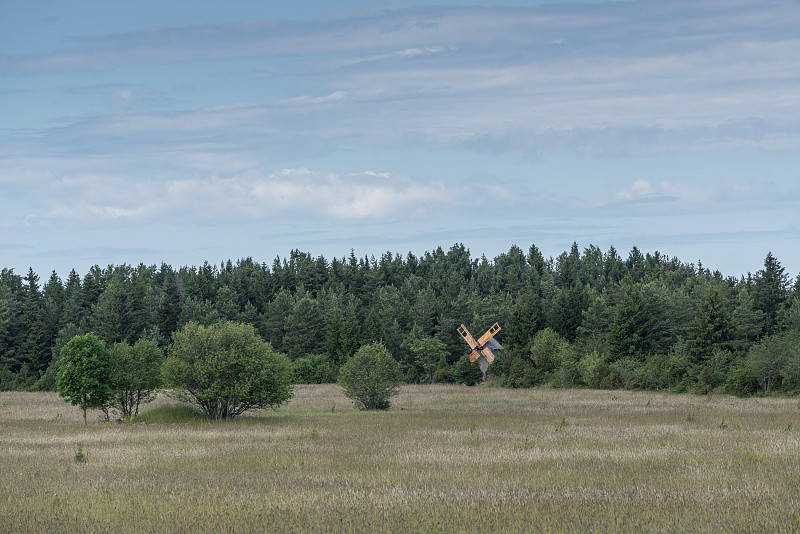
xmin=2 ymin=385 xmax=799 ymax=533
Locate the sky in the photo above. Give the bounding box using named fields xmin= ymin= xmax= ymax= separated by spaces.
xmin=2 ymin=0 xmax=799 ymax=281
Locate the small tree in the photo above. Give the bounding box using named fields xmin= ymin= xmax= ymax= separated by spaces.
xmin=162 ymin=321 xmax=293 ymax=420
xmin=408 ymin=336 xmax=448 ymax=382
xmin=56 ymin=334 xmax=113 ymax=425
xmin=748 ymin=332 xmax=797 ymax=395
xmin=338 ymin=342 xmax=403 ymax=410
xmin=108 ymin=339 xmax=164 ymax=419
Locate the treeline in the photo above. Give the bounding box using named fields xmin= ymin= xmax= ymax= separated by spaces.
xmin=1 ymin=244 xmax=799 ymax=395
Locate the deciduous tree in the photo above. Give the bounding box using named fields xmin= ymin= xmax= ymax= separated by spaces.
xmin=56 ymin=334 xmax=113 ymax=424
xmin=163 ymin=321 xmax=293 ymax=420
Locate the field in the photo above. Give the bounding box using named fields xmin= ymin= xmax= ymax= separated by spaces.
xmin=2 ymin=385 xmax=800 ymax=533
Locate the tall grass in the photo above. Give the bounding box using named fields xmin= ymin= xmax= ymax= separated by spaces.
xmin=2 ymin=385 xmax=800 ymax=532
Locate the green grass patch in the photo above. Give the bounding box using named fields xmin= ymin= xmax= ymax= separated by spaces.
xmin=132 ymin=403 xmax=206 ymax=424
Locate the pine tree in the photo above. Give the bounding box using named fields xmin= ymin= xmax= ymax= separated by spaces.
xmin=21 ymin=268 xmax=50 ymax=376
xmin=283 ymin=297 xmax=325 ymax=359
xmin=753 ymin=252 xmax=789 ymax=336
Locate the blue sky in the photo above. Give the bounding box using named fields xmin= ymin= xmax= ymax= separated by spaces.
xmin=2 ymin=0 xmax=799 ymax=280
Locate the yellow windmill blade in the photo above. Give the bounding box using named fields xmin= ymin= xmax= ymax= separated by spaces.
xmin=457 ymin=324 xmax=479 ymax=350
xmin=477 ymin=322 xmax=501 ymax=347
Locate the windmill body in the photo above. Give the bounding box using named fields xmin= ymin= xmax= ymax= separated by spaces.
xmin=457 ymin=323 xmax=502 ymax=381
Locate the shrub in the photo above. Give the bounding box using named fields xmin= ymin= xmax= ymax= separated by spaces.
xmin=162 ymin=321 xmax=294 ymax=420
xmin=338 ymin=342 xmax=403 ymax=410
xmin=452 ymin=354 xmax=482 ymax=386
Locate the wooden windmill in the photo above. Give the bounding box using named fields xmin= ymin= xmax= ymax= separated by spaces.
xmin=457 ymin=322 xmax=502 ymax=381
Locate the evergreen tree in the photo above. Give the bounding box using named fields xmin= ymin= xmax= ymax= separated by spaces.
xmin=263 ymin=289 xmax=293 ymax=352
xmin=91 ymin=279 xmax=131 ymax=344
xmin=21 ymin=268 xmax=50 ymax=376
xmin=61 ymin=269 xmax=84 ymax=328
xmin=505 ymin=288 xmax=543 ymax=351
xmin=753 ymin=252 xmax=790 ymax=336
xmin=283 ymin=297 xmax=325 ymax=359
xmin=156 ymin=268 xmax=182 ymax=336
xmin=688 ymin=285 xmax=736 ymax=366
xmin=608 ymin=284 xmax=653 ymax=361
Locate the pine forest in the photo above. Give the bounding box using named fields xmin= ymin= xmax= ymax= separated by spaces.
xmin=2 ymin=243 xmax=799 ymax=396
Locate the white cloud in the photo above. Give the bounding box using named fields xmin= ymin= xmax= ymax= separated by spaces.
xmin=30 ymin=169 xmax=453 ymax=226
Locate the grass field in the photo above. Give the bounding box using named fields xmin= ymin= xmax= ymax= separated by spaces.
xmin=2 ymin=385 xmax=800 ymax=533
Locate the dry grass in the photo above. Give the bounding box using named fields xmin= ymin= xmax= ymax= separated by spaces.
xmin=2 ymin=385 xmax=800 ymax=533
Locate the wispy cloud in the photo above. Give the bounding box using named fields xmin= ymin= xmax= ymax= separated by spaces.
xmin=21 ymin=169 xmax=453 ymax=226
xmin=4 ymin=1 xmax=800 ymax=159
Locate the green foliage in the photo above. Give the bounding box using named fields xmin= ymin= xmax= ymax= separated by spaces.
xmin=432 ymin=355 xmax=454 ymax=383
xmin=452 ymin=354 xmax=482 ymax=386
xmin=506 ymin=327 xmax=570 ymax=387
xmin=578 ymin=351 xmax=606 ymax=388
xmin=56 ymin=333 xmax=114 ymax=424
xmin=108 ymin=339 xmax=164 ymax=418
xmin=748 ymin=332 xmax=799 ymax=395
xmin=407 ymin=336 xmax=448 ymax=382
xmin=292 ymin=354 xmax=336 ymax=384
xmin=283 ymin=297 xmax=325 ymax=360
xmin=726 ymin=356 xmax=760 ymax=396
xmin=74 ymin=443 xmax=87 ymax=464
xmin=2 ymin=248 xmax=799 ymax=397
xmin=162 ymin=321 xmax=294 ymax=420
xmin=338 ymin=342 xmax=403 ymax=410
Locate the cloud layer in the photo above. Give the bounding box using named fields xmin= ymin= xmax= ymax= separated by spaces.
xmin=1 ymin=0 xmax=799 ymax=277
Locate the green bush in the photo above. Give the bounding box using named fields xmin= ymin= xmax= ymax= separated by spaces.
xmin=452 ymin=354 xmax=482 ymax=386
xmin=432 ymin=355 xmax=454 ymax=383
xmin=338 ymin=342 xmax=403 ymax=410
xmin=162 ymin=321 xmax=294 ymax=420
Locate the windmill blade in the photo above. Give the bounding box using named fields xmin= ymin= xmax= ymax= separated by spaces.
xmin=480 ymin=346 xmax=495 ymax=364
xmin=458 ymin=324 xmax=479 ymax=349
xmin=477 ymin=322 xmax=501 ymax=346
xmin=469 ymin=349 xmax=482 ymax=363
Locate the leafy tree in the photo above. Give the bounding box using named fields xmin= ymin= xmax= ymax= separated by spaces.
xmin=108 ymin=339 xmax=164 ymax=418
xmin=162 ymin=321 xmax=293 ymax=420
xmin=338 ymin=342 xmax=402 ymax=410
xmin=748 ymin=332 xmax=797 ymax=395
xmin=407 ymin=336 xmax=448 ymax=382
xmin=529 ymin=327 xmax=571 ymax=384
xmin=56 ymin=333 xmax=113 ymax=424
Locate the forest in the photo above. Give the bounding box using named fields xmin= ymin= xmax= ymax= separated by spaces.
xmin=1 ymin=243 xmax=799 ymax=396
